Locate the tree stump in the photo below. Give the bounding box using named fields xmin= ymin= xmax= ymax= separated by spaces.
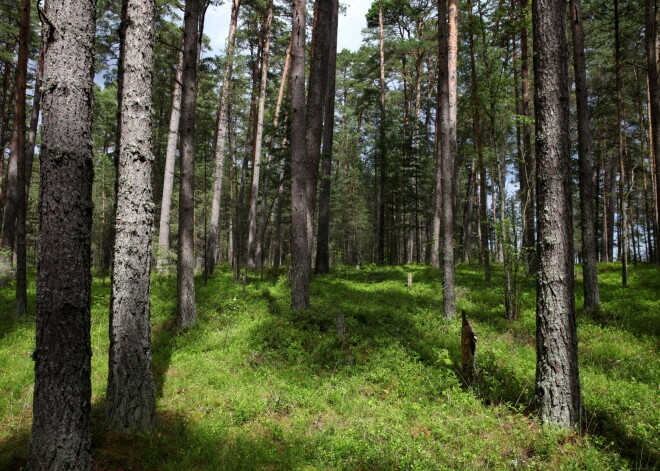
xmin=461 ymin=310 xmax=477 ymax=383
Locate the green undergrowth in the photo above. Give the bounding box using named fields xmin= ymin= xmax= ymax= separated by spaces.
xmin=0 ymin=263 xmax=657 ymax=470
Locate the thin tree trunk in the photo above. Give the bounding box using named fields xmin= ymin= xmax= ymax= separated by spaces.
xmin=177 ymin=0 xmax=200 ymax=327
xmin=28 ymin=0 xmax=95 ymax=466
xmin=290 ymin=0 xmax=309 ymax=309
xmin=533 ymin=0 xmax=581 ymax=429
xmin=304 ymin=0 xmax=334 ymax=255
xmin=156 ymin=50 xmax=183 ymax=272
xmin=377 ymin=0 xmax=387 ymax=265
xmin=206 ymin=0 xmax=240 ymax=275
xmin=646 ymin=0 xmax=660 ymax=263
xmin=314 ymin=0 xmax=339 ymax=275
xmin=614 ymin=0 xmax=628 ymax=285
xmin=13 ymin=0 xmax=29 ymax=316
xmin=0 ymin=60 xmax=12 ymax=217
xmin=106 ymin=0 xmax=156 ymax=433
xmin=246 ymin=1 xmax=273 ymax=270
xmin=25 ymin=27 xmax=45 ymax=197
xmin=571 ymin=0 xmax=600 ymax=309
xmin=438 ymin=0 xmax=456 ymax=318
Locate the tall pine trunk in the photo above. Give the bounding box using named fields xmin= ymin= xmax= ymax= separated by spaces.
xmin=28 ymin=0 xmax=96 ymax=467
xmin=377 ymin=0 xmax=387 ymax=265
xmin=290 ymin=0 xmax=309 ymax=309
xmin=646 ymin=0 xmax=660 ymax=263
xmin=156 ymin=50 xmax=183 ymax=272
xmin=533 ymin=0 xmax=581 ymax=429
xmin=206 ymin=0 xmax=241 ymax=275
xmin=571 ymin=0 xmax=600 ymax=309
xmin=314 ymin=0 xmax=339 ymax=275
xmin=106 ymin=0 xmax=157 ymax=433
xmin=177 ymin=0 xmax=200 ymax=327
xmin=614 ymin=0 xmax=628 ymax=285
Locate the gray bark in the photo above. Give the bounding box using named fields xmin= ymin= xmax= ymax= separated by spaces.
xmin=438 ymin=0 xmax=456 ymax=318
xmin=290 ymin=0 xmax=309 ymax=309
xmin=206 ymin=0 xmax=241 ymax=275
xmin=106 ymin=0 xmax=157 ymax=433
xmin=156 ymin=50 xmax=183 ymax=272
xmin=246 ymin=1 xmax=273 ymax=270
xmin=570 ymin=0 xmax=600 ymax=309
xmin=314 ymin=0 xmax=338 ymax=275
xmin=28 ymin=0 xmax=96 ymax=467
xmin=177 ymin=0 xmax=200 ymax=327
xmin=533 ymin=0 xmax=581 ymax=429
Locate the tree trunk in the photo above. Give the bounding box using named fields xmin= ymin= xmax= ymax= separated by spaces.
xmin=28 ymin=0 xmax=95 ymax=467
xmin=570 ymin=0 xmax=600 ymax=309
xmin=532 ymin=0 xmax=581 ymax=429
xmin=206 ymin=0 xmax=240 ymax=275
xmin=438 ymin=0 xmax=456 ymax=318
xmin=177 ymin=0 xmax=200 ymax=327
xmin=614 ymin=0 xmax=628 ymax=286
xmin=25 ymin=27 xmax=45 ymax=197
xmin=290 ymin=0 xmax=309 ymax=309
xmin=314 ymin=0 xmax=339 ymax=275
xmin=156 ymin=50 xmax=183 ymax=272
xmin=304 ymin=0 xmax=334 ymax=255
xmin=646 ymin=0 xmax=660 ymax=263
xmin=106 ymin=0 xmax=156 ymax=433
xmin=520 ymin=0 xmax=535 ymax=271
xmin=13 ymin=0 xmax=29 ymax=316
xmin=377 ymin=0 xmax=387 ymax=265
xmin=246 ymin=1 xmax=273 ymax=270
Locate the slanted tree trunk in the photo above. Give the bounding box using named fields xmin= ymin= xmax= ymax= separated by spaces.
xmin=13 ymin=0 xmax=29 ymax=317
xmin=106 ymin=0 xmax=156 ymax=433
xmin=290 ymin=0 xmax=309 ymax=309
xmin=571 ymin=0 xmax=600 ymax=309
xmin=646 ymin=0 xmax=660 ymax=264
xmin=206 ymin=0 xmax=241 ymax=275
xmin=28 ymin=0 xmax=96 ymax=467
xmin=314 ymin=0 xmax=339 ymax=275
xmin=177 ymin=0 xmax=201 ymax=327
xmin=533 ymin=0 xmax=581 ymax=429
xmin=246 ymin=1 xmax=273 ymax=270
xmin=156 ymin=50 xmax=183 ymax=272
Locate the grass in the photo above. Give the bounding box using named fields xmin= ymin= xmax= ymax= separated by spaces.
xmin=0 ymin=263 xmax=658 ymax=470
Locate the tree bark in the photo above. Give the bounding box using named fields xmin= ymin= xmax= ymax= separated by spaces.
xmin=177 ymin=0 xmax=200 ymax=327
xmin=646 ymin=0 xmax=660 ymax=264
xmin=13 ymin=0 xmax=29 ymax=316
xmin=28 ymin=0 xmax=95 ymax=467
xmin=304 ymin=0 xmax=334 ymax=254
xmin=206 ymin=0 xmax=241 ymax=275
xmin=290 ymin=0 xmax=309 ymax=309
xmin=156 ymin=50 xmax=183 ymax=272
xmin=533 ymin=0 xmax=581 ymax=429
xmin=314 ymin=0 xmax=339 ymax=275
xmin=25 ymin=27 xmax=45 ymax=198
xmin=106 ymin=0 xmax=156 ymax=433
xmin=377 ymin=0 xmax=387 ymax=265
xmin=246 ymin=1 xmax=273 ymax=270
xmin=614 ymin=0 xmax=628 ymax=285
xmin=570 ymin=0 xmax=600 ymax=309
xmin=438 ymin=0 xmax=456 ymax=318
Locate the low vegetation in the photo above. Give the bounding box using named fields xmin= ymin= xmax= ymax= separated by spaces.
xmin=1 ymin=264 xmax=658 ymax=470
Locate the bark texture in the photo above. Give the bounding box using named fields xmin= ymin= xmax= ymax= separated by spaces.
xmin=28 ymin=0 xmax=95 ymax=468
xmin=290 ymin=0 xmax=309 ymax=309
xmin=438 ymin=0 xmax=456 ymax=319
xmin=646 ymin=0 xmax=660 ymax=264
xmin=314 ymin=0 xmax=339 ymax=275
xmin=532 ymin=0 xmax=581 ymax=429
xmin=206 ymin=0 xmax=240 ymax=275
xmin=106 ymin=0 xmax=157 ymax=433
xmin=570 ymin=0 xmax=600 ymax=310
xmin=177 ymin=0 xmax=200 ymax=327
xmin=156 ymin=51 xmax=183 ymax=272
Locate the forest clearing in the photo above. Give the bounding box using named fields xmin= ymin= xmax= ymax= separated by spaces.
xmin=1 ymin=264 xmax=658 ymax=470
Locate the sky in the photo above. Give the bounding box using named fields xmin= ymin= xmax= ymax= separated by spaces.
xmin=204 ymin=1 xmax=372 ymax=58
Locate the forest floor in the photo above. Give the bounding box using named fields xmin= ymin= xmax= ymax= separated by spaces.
xmin=0 ymin=263 xmax=658 ymax=470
